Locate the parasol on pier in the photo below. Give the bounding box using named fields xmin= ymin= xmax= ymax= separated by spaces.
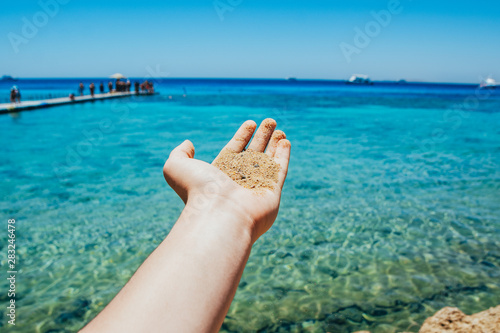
xmin=109 ymin=73 xmax=127 ymax=79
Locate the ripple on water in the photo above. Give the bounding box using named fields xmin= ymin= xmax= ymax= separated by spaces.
xmin=0 ymin=90 xmax=499 ymax=332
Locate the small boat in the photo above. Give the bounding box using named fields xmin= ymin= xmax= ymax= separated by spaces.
xmin=346 ymin=74 xmax=373 ymax=85
xmin=1 ymin=75 xmax=17 ymax=82
xmin=479 ymin=77 xmax=497 ymax=89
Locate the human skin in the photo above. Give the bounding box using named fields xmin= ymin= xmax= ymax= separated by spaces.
xmin=81 ymin=118 xmax=291 ymax=333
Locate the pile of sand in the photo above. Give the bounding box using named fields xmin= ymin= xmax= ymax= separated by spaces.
xmin=353 ymin=304 xmax=500 ymax=333
xmin=213 ymin=149 xmax=280 ymax=190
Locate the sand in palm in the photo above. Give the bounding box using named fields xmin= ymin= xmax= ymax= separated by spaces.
xmin=214 ymin=149 xmax=280 ymax=190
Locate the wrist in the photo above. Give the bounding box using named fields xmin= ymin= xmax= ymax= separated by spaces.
xmin=179 ymin=197 xmax=255 ymax=246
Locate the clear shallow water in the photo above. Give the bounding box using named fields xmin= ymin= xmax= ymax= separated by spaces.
xmin=0 ymin=79 xmax=499 ymax=332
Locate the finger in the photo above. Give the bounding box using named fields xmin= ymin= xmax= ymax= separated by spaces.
xmin=274 ymin=139 xmax=291 ymax=189
xmin=265 ymin=130 xmax=286 ymax=157
xmin=222 ymin=120 xmax=257 ymax=153
xmin=169 ymin=140 xmax=195 ymax=159
xmin=164 ymin=140 xmax=195 ymax=203
xmin=247 ymin=118 xmax=277 ymax=152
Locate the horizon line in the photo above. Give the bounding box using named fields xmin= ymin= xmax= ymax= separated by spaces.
xmin=1 ymin=76 xmax=481 ymax=86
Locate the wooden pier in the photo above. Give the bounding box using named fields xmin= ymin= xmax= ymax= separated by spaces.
xmin=0 ymin=91 xmax=156 ymax=115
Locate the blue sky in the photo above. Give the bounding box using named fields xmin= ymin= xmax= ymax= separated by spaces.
xmin=1 ymin=0 xmax=499 ymax=83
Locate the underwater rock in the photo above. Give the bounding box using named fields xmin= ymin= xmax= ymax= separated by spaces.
xmin=354 ymin=304 xmax=499 ymax=333
xmin=294 ymin=180 xmax=328 ymax=191
xmin=419 ymin=305 xmax=500 ymax=333
xmin=55 ymin=298 xmax=91 ymax=324
xmin=55 ymin=312 xmax=74 ymax=324
xmin=317 ymin=266 xmax=339 ymax=279
xmin=408 ymin=302 xmax=425 ymax=314
xmin=338 ymin=307 xmax=364 ymax=323
xmin=325 ymin=313 xmax=347 ymax=325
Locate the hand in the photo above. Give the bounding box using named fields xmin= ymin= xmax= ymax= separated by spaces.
xmin=163 ymin=118 xmax=291 ymax=242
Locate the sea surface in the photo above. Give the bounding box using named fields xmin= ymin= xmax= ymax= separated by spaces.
xmin=0 ymin=79 xmax=499 ymax=332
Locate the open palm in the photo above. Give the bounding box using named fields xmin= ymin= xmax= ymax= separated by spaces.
xmin=163 ymin=119 xmax=291 ymax=242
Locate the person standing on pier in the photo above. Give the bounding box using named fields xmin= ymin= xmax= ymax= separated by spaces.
xmin=108 ymin=81 xmax=113 ymax=93
xmin=10 ymin=87 xmax=16 ymax=103
xmin=134 ymin=81 xmax=140 ymax=94
xmin=89 ymin=83 xmax=95 ymax=97
xmin=99 ymin=82 xmax=104 ymax=94
xmin=79 ymin=82 xmax=84 ymax=96
xmin=15 ymin=87 xmax=21 ymax=103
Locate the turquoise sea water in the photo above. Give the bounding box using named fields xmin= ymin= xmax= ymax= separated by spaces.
xmin=1 ymin=79 xmax=499 ymax=332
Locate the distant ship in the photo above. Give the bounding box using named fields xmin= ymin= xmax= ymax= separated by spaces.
xmin=346 ymin=74 xmax=373 ymax=85
xmin=479 ymin=77 xmax=497 ymax=89
xmin=1 ymin=75 xmax=17 ymax=82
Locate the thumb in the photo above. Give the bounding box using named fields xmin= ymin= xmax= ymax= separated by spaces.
xmin=169 ymin=140 xmax=195 ymax=159
xmin=164 ymin=140 xmax=195 ymax=204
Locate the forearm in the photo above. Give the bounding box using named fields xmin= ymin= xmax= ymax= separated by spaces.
xmin=82 ymin=202 xmax=254 ymax=333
